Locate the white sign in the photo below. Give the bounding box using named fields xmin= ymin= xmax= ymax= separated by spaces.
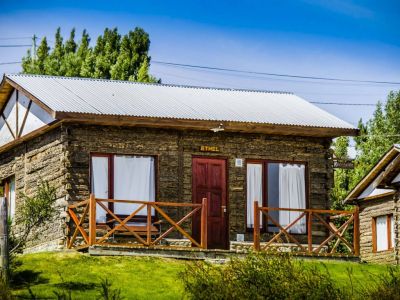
xmin=235 ymin=158 xmax=243 ymax=167
xmin=236 ymin=234 xmax=244 ymax=242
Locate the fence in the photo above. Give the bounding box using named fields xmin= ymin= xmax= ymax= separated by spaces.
xmin=253 ymin=201 xmax=360 ymax=256
xmin=66 ymin=194 xmax=208 ymax=250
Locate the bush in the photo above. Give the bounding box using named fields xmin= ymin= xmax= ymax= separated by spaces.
xmin=361 ymin=267 xmax=400 ymax=300
xmin=0 ymin=278 xmax=14 ymax=299
xmin=181 ymin=252 xmax=349 ymax=300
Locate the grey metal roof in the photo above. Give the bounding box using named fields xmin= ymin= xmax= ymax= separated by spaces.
xmin=5 ymin=74 xmax=355 ymax=129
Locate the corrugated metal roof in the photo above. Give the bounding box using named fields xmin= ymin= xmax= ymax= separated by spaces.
xmin=5 ymin=74 xmax=355 ymax=129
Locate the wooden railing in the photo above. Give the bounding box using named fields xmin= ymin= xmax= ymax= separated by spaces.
xmin=66 ymin=194 xmax=208 ymax=250
xmin=253 ymin=202 xmax=360 ymax=256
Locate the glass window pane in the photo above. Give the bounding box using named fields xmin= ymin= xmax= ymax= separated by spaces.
xmin=246 ymin=163 xmax=263 ymax=228
xmin=113 ymin=155 xmax=155 ymax=216
xmin=91 ymin=156 xmax=109 ymax=223
xmin=376 ymin=216 xmax=388 ymax=251
xmin=265 ymin=163 xmax=307 ymax=233
xmin=391 ymin=215 xmax=395 ymax=249
xmin=8 ymin=176 xmax=15 ymax=219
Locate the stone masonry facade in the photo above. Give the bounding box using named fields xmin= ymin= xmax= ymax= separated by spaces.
xmin=0 ymin=125 xmax=68 ymax=251
xmin=358 ymin=194 xmax=400 ymax=264
xmin=0 ymin=123 xmax=334 ymax=250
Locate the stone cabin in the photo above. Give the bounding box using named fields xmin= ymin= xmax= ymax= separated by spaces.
xmin=345 ymin=145 xmax=400 ymax=264
xmin=0 ymin=74 xmax=357 ymax=252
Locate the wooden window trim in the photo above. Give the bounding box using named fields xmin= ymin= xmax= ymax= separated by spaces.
xmin=90 ymin=152 xmax=159 ymax=224
xmin=245 ymin=159 xmax=309 ymax=234
xmin=372 ymin=214 xmax=393 ymax=253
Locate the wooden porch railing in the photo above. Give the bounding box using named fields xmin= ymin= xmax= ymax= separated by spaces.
xmin=253 ymin=202 xmax=360 ymax=256
xmin=66 ymin=194 xmax=208 ymax=250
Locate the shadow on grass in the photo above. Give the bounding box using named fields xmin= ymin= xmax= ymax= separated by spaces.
xmin=53 ymin=281 xmax=97 ymax=291
xmin=11 ymin=270 xmax=49 ymax=288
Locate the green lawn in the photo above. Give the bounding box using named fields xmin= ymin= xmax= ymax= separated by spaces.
xmin=11 ymin=251 xmax=186 ymax=299
xmin=10 ymin=251 xmax=390 ymax=299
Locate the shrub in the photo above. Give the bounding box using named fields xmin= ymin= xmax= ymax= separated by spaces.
xmin=181 ymin=252 xmax=349 ymax=300
xmin=361 ymin=267 xmax=400 ymax=300
xmin=0 ymin=278 xmax=14 ymax=299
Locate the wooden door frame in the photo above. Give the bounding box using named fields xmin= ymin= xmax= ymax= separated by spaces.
xmin=191 ymin=155 xmax=229 ymax=249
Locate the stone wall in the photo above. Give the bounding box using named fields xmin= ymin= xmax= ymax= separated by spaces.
xmin=0 ymin=125 xmax=68 ymax=251
xmin=358 ymin=195 xmax=397 ymax=264
xmin=0 ymin=123 xmax=334 ymax=251
xmin=64 ymin=124 xmax=333 ymax=244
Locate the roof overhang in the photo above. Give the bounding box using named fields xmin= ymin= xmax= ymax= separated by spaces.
xmin=55 ymin=111 xmax=358 ymax=137
xmin=345 ymin=145 xmax=400 ymax=204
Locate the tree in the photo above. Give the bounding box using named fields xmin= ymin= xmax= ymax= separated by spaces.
xmin=9 ymin=181 xmax=57 ymax=254
xmin=0 ymin=181 xmax=57 ymax=288
xmin=44 ymin=27 xmax=64 ymax=76
xmin=331 ymin=91 xmax=400 ymax=206
xmin=331 ymin=136 xmax=351 ymax=210
xmin=22 ymin=27 xmax=159 ymax=83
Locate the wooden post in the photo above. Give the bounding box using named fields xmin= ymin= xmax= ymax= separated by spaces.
xmin=147 ymin=204 xmax=152 ymax=246
xmin=89 ymin=194 xmax=96 ymax=246
xmin=353 ymin=206 xmax=360 ymax=256
xmin=200 ymin=198 xmax=208 ymax=249
xmin=0 ymin=197 xmax=9 ymax=284
xmin=253 ymin=201 xmax=260 ymax=251
xmin=307 ymin=211 xmax=312 ymax=253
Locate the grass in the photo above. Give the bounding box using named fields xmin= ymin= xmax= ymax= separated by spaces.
xmin=10 ymin=251 xmax=390 ymax=299
xmin=11 ymin=251 xmax=185 ymax=299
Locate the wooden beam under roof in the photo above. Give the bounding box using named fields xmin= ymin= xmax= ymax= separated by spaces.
xmin=55 ymin=111 xmax=359 ymax=138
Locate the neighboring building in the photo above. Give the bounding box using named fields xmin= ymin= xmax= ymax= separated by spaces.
xmin=0 ymin=74 xmax=357 ymax=252
xmin=345 ymin=145 xmax=400 ymax=264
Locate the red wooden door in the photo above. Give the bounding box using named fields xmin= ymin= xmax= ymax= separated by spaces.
xmin=192 ymin=157 xmax=228 ymax=249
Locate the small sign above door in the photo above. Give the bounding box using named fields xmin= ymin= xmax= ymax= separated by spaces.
xmin=199 ymin=146 xmax=220 ymax=152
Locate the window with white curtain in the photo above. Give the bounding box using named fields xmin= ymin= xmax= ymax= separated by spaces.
xmin=374 ymin=214 xmax=394 ymax=252
xmin=246 ymin=161 xmax=307 ymax=233
xmin=391 ymin=215 xmax=395 ymax=249
xmin=3 ymin=176 xmax=16 ymax=219
xmin=91 ymin=154 xmax=156 ymax=223
xmin=91 ymin=156 xmax=109 ymax=223
xmin=246 ymin=163 xmax=263 ymax=228
xmin=113 ymin=155 xmax=155 ymax=216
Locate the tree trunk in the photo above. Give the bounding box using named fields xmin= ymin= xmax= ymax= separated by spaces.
xmin=0 ymin=197 xmax=9 ymax=284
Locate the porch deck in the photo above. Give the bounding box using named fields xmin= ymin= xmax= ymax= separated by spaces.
xmin=66 ymin=195 xmax=360 ymax=258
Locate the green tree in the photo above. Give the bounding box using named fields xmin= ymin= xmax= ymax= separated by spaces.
xmin=93 ymin=28 xmax=121 ymax=79
xmin=331 ymin=136 xmax=351 ymax=210
xmin=21 ymin=37 xmax=50 ymax=74
xmin=44 ymin=27 xmax=64 ymax=75
xmin=332 ymin=91 xmax=400 ymax=207
xmin=111 ymin=27 xmax=158 ymax=82
xmin=61 ymin=28 xmax=81 ymax=77
xmin=22 ymin=27 xmax=158 ymax=82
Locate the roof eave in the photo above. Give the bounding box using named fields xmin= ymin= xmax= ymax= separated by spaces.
xmin=55 ymin=111 xmax=359 ymax=138
xmin=344 ymin=146 xmax=400 ymax=201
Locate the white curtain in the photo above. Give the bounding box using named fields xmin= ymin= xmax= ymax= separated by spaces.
xmin=279 ymin=164 xmax=306 ymax=234
xmin=247 ymin=164 xmax=263 ymax=228
xmin=8 ymin=177 xmax=15 ymax=219
xmin=91 ymin=157 xmax=109 ymax=223
xmin=113 ymin=155 xmax=155 ymax=216
xmin=376 ymin=215 xmax=388 ymax=251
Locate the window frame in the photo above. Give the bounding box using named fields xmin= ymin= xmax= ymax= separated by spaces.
xmin=90 ymin=152 xmax=159 ymax=224
xmin=245 ymin=159 xmax=309 ymax=233
xmin=372 ymin=214 xmax=394 ymax=253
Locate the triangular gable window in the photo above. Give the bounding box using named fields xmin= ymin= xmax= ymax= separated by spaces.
xmin=0 ymin=89 xmax=55 ymax=147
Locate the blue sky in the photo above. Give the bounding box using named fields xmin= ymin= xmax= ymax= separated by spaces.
xmin=0 ymin=0 xmax=400 ymax=131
